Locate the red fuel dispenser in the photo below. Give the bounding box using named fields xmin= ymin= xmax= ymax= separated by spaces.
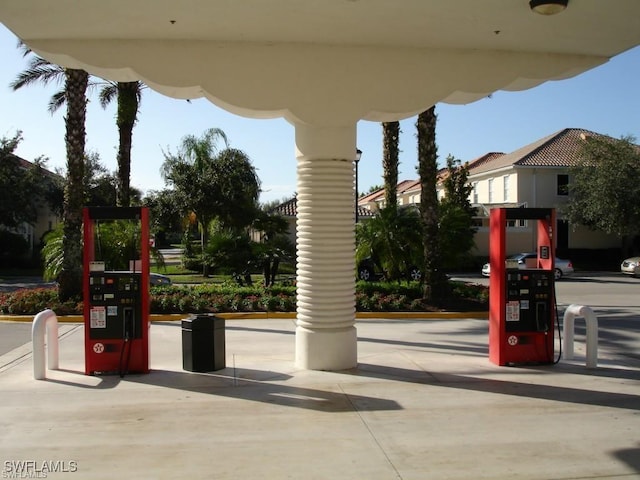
xmin=83 ymin=207 xmax=150 ymax=376
xmin=489 ymin=208 xmax=557 ymax=366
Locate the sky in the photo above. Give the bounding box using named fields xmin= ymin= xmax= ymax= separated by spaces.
xmin=1 ymin=22 xmax=639 ymax=204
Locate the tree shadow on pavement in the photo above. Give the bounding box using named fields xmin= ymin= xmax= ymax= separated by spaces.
xmin=126 ymin=367 xmax=402 ymax=413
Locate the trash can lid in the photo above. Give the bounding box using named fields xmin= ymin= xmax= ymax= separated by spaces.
xmin=181 ymin=314 xmax=224 ymax=330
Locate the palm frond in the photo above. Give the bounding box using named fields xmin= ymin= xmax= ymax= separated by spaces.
xmin=10 ymin=63 xmax=65 ymax=90
xmin=16 ymin=39 xmax=31 ymax=57
xmin=98 ymin=84 xmax=118 ymax=108
xmin=41 ymin=228 xmax=64 ymax=281
xmin=48 ymin=90 xmax=67 ymax=114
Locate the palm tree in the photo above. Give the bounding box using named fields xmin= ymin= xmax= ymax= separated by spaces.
xmin=416 ymin=106 xmax=447 ymax=302
xmin=99 ymin=81 xmax=145 ymax=207
xmin=162 ymin=128 xmax=261 ymax=277
xmin=12 ymin=43 xmax=144 ymax=209
xmin=382 ymin=121 xmax=400 ymax=211
xmin=10 ymin=44 xmax=88 ymax=300
xmin=58 ymin=68 xmax=89 ymax=300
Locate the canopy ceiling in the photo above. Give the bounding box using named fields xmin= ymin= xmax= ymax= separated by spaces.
xmin=2 ymin=0 xmax=640 ymax=124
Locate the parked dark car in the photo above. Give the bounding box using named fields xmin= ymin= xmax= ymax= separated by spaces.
xmin=150 ymin=273 xmax=172 ymax=286
xmin=357 ymin=257 xmax=422 ymax=282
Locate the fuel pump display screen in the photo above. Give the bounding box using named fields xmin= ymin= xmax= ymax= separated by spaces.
xmin=505 ymin=269 xmax=554 ymax=333
xmin=88 ymin=272 xmax=142 ymax=340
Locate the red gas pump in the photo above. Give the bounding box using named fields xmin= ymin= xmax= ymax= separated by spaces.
xmin=83 ymin=207 xmax=150 ymax=376
xmin=489 ymin=208 xmax=557 ymax=366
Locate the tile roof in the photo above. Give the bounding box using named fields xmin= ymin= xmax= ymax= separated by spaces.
xmin=399 ymin=179 xmax=421 ymax=195
xmin=357 ymin=205 xmax=375 ymax=218
xmin=468 ymin=128 xmax=604 ymax=175
xmin=270 ymin=196 xmax=374 ymax=218
xmin=359 ymin=178 xmax=429 ymax=200
xmin=270 ymin=197 xmax=297 ymax=217
xmin=358 ymin=187 xmax=384 ymax=204
xmin=10 ymin=153 xmax=61 ymax=180
xmin=466 ymin=152 xmax=506 ymax=171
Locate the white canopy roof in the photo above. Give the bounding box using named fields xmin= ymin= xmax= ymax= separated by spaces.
xmin=2 ymin=0 xmax=640 ymax=125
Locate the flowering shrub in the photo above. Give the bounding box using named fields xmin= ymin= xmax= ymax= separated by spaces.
xmin=0 ymin=288 xmax=81 ymax=316
xmin=0 ymin=281 xmax=487 ymax=316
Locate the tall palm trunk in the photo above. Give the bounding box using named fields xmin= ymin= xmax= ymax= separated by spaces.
xmin=58 ymin=68 xmax=88 ymax=301
xmin=382 ymin=121 xmax=400 ymax=211
xmin=416 ymin=107 xmax=446 ymax=302
xmin=115 ymin=81 xmax=139 ymax=207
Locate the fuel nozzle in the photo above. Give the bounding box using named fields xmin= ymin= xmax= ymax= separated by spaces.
xmin=123 ymin=307 xmax=134 ymax=340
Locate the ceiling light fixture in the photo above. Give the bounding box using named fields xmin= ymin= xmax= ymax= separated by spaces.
xmin=529 ymin=0 xmax=568 ymax=15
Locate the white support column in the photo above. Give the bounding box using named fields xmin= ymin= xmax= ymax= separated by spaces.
xmin=294 ymin=124 xmax=358 ymax=370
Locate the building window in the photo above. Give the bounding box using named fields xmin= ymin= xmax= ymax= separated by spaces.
xmin=503 ymin=175 xmax=510 ymax=202
xmin=519 ymin=202 xmax=527 ymax=227
xmin=506 ymin=218 xmax=527 ymax=228
xmin=557 ymin=174 xmax=569 ymax=196
xmin=472 ymin=182 xmax=478 ymax=204
xmin=488 ymin=178 xmax=494 ymax=203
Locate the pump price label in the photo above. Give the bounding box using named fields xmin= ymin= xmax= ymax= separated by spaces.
xmin=90 ymin=306 xmax=107 ymax=328
xmin=506 ymin=301 xmax=520 ymax=322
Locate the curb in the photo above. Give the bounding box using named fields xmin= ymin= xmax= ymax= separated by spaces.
xmin=0 ymin=311 xmax=489 ymax=323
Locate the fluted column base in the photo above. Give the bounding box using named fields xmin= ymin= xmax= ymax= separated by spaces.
xmin=293 ymin=124 xmax=358 ymax=370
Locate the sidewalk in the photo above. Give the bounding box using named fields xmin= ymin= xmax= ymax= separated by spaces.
xmin=1 ymin=317 xmax=639 ymax=479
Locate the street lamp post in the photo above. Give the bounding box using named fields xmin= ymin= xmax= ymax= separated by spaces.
xmin=355 ymin=149 xmax=362 ymax=223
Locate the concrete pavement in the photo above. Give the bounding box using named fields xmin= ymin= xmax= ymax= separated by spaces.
xmin=1 ymin=317 xmax=639 ymax=479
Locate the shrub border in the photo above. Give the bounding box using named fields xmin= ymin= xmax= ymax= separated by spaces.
xmin=0 ymin=310 xmax=488 ymax=323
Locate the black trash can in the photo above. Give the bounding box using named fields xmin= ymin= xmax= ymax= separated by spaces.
xmin=181 ymin=314 xmax=226 ymax=372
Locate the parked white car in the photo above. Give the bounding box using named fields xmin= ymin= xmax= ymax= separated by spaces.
xmin=620 ymin=257 xmax=640 ymax=277
xmin=482 ymin=252 xmax=574 ymax=280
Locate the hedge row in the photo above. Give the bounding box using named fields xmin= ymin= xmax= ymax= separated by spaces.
xmin=0 ymin=281 xmax=488 ymax=316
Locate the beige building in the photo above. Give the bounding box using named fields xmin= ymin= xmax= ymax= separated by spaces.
xmin=8 ymin=155 xmax=62 ymax=257
xmin=358 ymin=128 xmax=622 ymax=257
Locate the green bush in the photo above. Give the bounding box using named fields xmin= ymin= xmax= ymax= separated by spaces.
xmin=0 ymin=281 xmax=488 ymax=316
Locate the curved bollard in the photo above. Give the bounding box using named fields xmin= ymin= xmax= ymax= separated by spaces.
xmin=32 ymin=309 xmax=59 ymax=380
xmin=563 ymin=304 xmax=598 ymax=368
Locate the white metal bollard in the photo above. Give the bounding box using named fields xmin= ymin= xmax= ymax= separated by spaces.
xmin=563 ymin=304 xmax=598 ymax=368
xmin=32 ymin=309 xmax=59 ymax=380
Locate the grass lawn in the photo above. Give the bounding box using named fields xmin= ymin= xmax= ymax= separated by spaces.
xmin=151 ymin=264 xmax=294 ymax=286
